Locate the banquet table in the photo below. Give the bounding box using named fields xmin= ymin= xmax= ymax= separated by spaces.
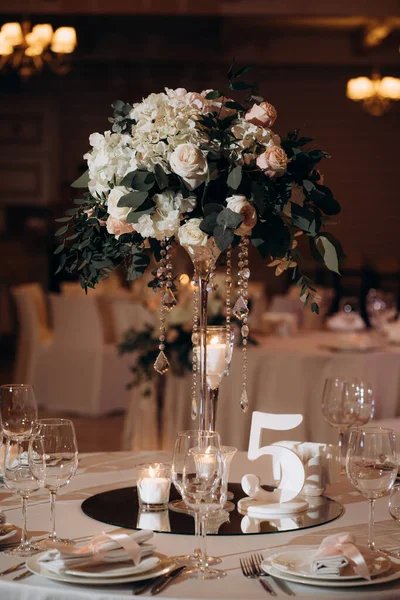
xmin=161 ymin=331 xmax=400 ymax=451
xmin=1 ymin=450 xmax=400 ymax=600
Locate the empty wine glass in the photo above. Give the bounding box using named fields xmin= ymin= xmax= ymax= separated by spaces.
xmin=389 ymin=484 xmax=400 ymax=554
xmin=3 ymin=438 xmax=43 ymax=556
xmin=181 ymin=444 xmax=226 ymax=579
xmin=29 ymin=419 xmax=78 ymax=544
xmin=346 ymin=427 xmax=397 ymax=552
xmin=0 ymin=384 xmax=37 ymax=440
xmin=322 ymin=377 xmax=360 ymax=470
xmin=353 ymin=381 xmax=375 ymax=426
xmin=171 ymin=430 xmax=220 ymax=567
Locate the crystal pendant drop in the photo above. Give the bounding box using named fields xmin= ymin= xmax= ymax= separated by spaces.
xmin=161 ymin=288 xmax=177 ymax=310
xmin=154 ymin=351 xmax=169 ymax=374
xmin=232 ymin=295 xmax=248 ymax=320
xmin=191 ymin=399 xmax=198 ymax=420
xmin=240 ymin=389 xmax=249 ymax=412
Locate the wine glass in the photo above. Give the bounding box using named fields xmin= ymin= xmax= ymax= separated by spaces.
xmin=3 ymin=438 xmax=43 ymax=556
xmin=322 ymin=377 xmax=360 ymax=470
xmin=171 ymin=430 xmax=220 ymax=566
xmin=29 ymin=418 xmax=78 ymax=544
xmin=353 ymin=381 xmax=375 ymax=426
xmin=389 ymin=484 xmax=400 ymax=554
xmin=181 ymin=444 xmax=226 ymax=579
xmin=0 ymin=384 xmax=37 ymax=440
xmin=346 ymin=427 xmax=397 ymax=552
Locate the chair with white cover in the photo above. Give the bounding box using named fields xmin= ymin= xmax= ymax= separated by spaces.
xmin=111 ymin=298 xmax=156 ymax=343
xmin=12 ymin=283 xmax=53 ymax=387
xmin=268 ymin=294 xmax=304 ymax=327
xmin=39 ymin=294 xmax=132 ymax=416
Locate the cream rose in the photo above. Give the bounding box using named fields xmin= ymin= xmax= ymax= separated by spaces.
xmin=106 ymin=186 xmax=131 ymax=220
xmin=170 ymin=143 xmax=208 ymax=190
xmin=106 ymin=215 xmax=134 ymax=239
xmin=245 ymin=101 xmax=277 ymax=127
xmin=226 ymin=194 xmax=257 ymax=235
xmin=256 ymin=145 xmax=288 ymax=178
xmin=178 ymin=218 xmax=208 ymax=247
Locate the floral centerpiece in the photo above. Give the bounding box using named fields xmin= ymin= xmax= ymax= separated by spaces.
xmin=56 ymin=63 xmax=343 ymax=427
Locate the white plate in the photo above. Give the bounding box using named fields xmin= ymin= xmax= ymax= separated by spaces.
xmin=270 ymin=548 xmax=391 ymax=580
xmin=0 ymin=525 xmax=18 ymax=543
xmin=26 ymin=552 xmax=175 ymax=586
xmin=262 ymin=554 xmax=400 ymax=588
xmin=66 ymin=555 xmax=160 ymax=578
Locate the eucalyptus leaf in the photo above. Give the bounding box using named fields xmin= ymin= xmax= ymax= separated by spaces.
xmin=214 ymin=225 xmax=234 ymax=252
xmin=54 ymin=243 xmax=65 ymax=255
xmin=216 ymin=208 xmax=243 ymax=231
xmin=234 ymin=64 xmax=254 ymax=78
xmin=205 ymin=90 xmax=222 ymax=100
xmin=71 ymin=170 xmax=89 ymax=189
xmin=316 ymin=235 xmax=340 ymax=274
xmin=227 ymin=165 xmax=242 ymax=190
xmin=200 ymin=213 xmax=219 ymax=235
xmin=117 ymin=191 xmax=148 ymax=209
xmin=230 ymin=81 xmax=255 ymax=90
xmin=224 ymin=101 xmax=245 ymax=111
xmin=55 ymin=225 xmax=69 ymax=236
xmin=127 ymin=206 xmax=155 ymax=224
xmin=154 ymin=164 xmax=169 ymax=190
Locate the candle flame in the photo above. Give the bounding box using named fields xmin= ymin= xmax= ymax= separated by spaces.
xmin=149 ymin=464 xmax=160 ymax=478
xmin=179 ymin=273 xmax=190 ymax=286
xmin=210 ymin=335 xmax=219 ymax=345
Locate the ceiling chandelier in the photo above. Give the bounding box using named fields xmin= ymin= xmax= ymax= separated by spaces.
xmin=0 ymin=21 xmax=77 ymax=78
xmin=347 ymin=71 xmax=400 ymax=116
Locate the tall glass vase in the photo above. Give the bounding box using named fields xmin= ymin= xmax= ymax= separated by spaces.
xmin=183 ymin=240 xmax=220 ymax=432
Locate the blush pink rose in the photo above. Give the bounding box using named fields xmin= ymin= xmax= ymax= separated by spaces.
xmin=245 ymin=102 xmax=277 ymax=127
xmin=106 ymin=215 xmax=134 ymax=239
xmin=256 ymin=145 xmax=289 ymax=178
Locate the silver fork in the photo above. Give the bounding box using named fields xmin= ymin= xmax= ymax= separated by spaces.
xmin=252 ymin=553 xmax=295 ymax=596
xmin=240 ymin=556 xmax=277 ymax=596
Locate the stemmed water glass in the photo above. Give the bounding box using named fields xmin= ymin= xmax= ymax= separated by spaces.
xmin=3 ymin=439 xmax=43 ymax=556
xmin=181 ymin=443 xmax=226 ymax=579
xmin=0 ymin=384 xmax=37 ymax=439
xmin=29 ymin=418 xmax=78 ymax=544
xmin=322 ymin=377 xmax=360 ymax=470
xmin=366 ymin=290 xmax=398 ymax=332
xmin=171 ymin=430 xmax=220 ymax=567
xmin=346 ymin=427 xmax=397 ymax=552
xmin=353 ymin=381 xmax=375 ymax=426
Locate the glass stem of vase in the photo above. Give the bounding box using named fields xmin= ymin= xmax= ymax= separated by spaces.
xmin=368 ymin=499 xmax=375 ymax=549
xmin=208 ymin=387 xmax=219 ymax=433
xmin=197 ymin=274 xmax=209 ymax=431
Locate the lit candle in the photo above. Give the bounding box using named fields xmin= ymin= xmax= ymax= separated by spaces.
xmin=193 ymin=446 xmax=218 ymax=478
xmin=136 ymin=463 xmax=171 ymax=511
xmin=196 ymin=335 xmax=228 ymax=389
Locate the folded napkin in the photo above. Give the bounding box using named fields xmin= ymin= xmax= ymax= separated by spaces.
xmin=326 ymin=312 xmax=365 ymax=332
xmin=39 ymin=530 xmax=154 ymax=575
xmin=312 ymin=533 xmax=370 ymax=580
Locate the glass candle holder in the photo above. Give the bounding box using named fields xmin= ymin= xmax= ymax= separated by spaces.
xmin=136 ymin=463 xmax=171 ymax=512
xmin=137 ymin=508 xmax=171 ymax=532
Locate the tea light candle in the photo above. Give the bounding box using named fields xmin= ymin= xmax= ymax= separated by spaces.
xmin=193 ymin=447 xmax=218 ymax=478
xmin=137 ymin=463 xmax=171 ymax=511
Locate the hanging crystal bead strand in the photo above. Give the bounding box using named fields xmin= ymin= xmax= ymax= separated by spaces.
xmin=224 ymin=245 xmax=232 ymax=374
xmin=191 ymin=279 xmax=200 ymax=420
xmin=237 ymin=236 xmax=250 ymax=412
xmin=153 ymin=239 xmax=175 ymax=375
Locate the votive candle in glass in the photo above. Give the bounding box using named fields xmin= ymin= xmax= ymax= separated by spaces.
xmin=136 ymin=463 xmax=171 ymax=511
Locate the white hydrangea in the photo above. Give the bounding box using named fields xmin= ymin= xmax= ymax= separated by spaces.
xmin=135 ymin=214 xmax=155 ymax=238
xmin=230 ymin=120 xmax=281 ymax=152
xmin=84 ymin=131 xmax=137 ymax=197
xmin=129 ymin=90 xmax=208 ymax=172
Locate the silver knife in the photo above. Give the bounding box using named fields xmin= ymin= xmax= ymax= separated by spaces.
xmin=150 ymin=566 xmax=186 ymax=595
xmin=133 ymin=566 xmax=184 ymax=596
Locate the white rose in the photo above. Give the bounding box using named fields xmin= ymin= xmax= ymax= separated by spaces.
xmin=226 ymin=194 xmax=257 ymax=236
xmin=170 ymin=143 xmax=208 ymax=190
xmin=106 ymin=187 xmax=131 ymax=220
xmin=135 ymin=214 xmax=156 ymax=238
xmin=178 ymin=218 xmax=208 ymax=247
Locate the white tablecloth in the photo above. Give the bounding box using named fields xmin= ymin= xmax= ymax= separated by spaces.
xmin=1 ymin=450 xmax=400 ymax=600
xmin=161 ymin=332 xmax=400 ymax=451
